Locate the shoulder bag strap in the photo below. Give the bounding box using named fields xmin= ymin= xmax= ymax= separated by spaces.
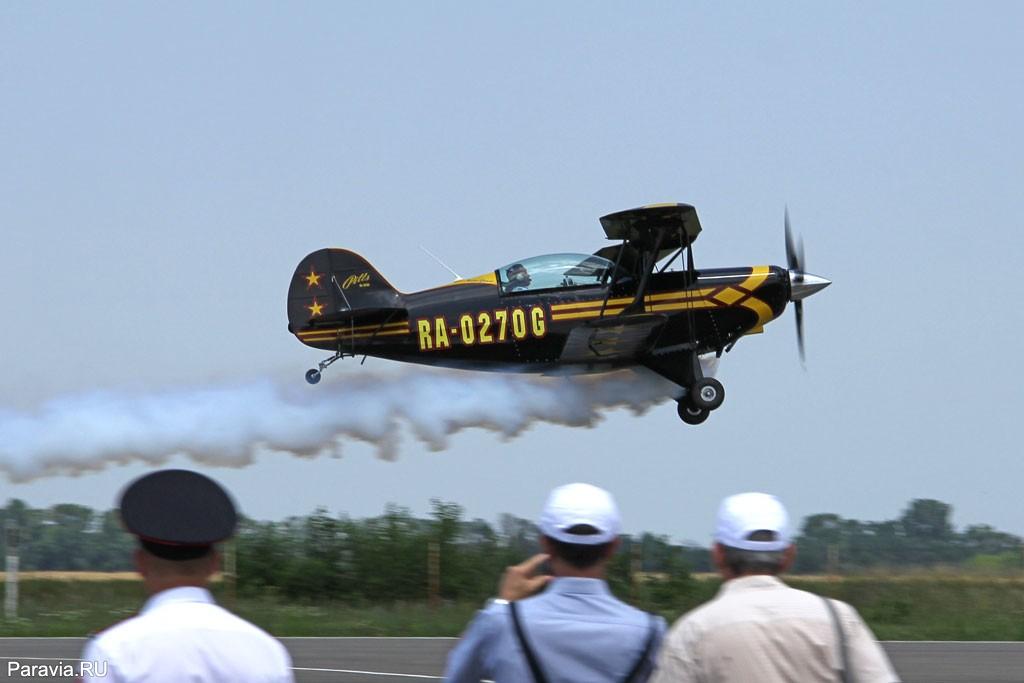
xmin=621 ymin=613 xmax=659 ymax=683
xmin=509 ymin=601 xmax=550 ymax=683
xmin=822 ymin=596 xmax=854 ymax=683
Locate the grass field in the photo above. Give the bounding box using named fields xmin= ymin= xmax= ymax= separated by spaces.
xmin=1 ymin=574 xmax=1022 ymax=640
xmin=0 ymin=572 xmax=140 ymax=581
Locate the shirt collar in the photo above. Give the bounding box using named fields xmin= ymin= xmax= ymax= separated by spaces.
xmin=717 ymin=574 xmax=785 ymax=597
xmin=547 ymin=577 xmax=611 ymax=596
xmin=141 ymin=586 xmax=216 ymax=615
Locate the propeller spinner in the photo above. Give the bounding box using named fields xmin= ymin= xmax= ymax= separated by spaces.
xmin=784 ymin=207 xmax=831 ymax=362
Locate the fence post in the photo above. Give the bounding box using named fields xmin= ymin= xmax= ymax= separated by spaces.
xmin=428 ymin=541 xmax=440 ymax=609
xmin=5 ymin=520 xmax=18 ymax=621
xmin=223 ymin=538 xmax=237 ymax=609
xmin=827 ymin=543 xmax=840 ymax=578
xmin=630 ymin=539 xmax=641 ymax=602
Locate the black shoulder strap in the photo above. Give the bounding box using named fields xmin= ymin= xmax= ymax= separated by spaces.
xmin=621 ymin=613 xmax=659 ymax=683
xmin=509 ymin=601 xmax=550 ymax=683
xmin=822 ymin=596 xmax=854 ymax=683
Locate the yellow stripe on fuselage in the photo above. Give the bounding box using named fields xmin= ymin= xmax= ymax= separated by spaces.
xmin=551 ymin=307 xmax=628 ymax=321
xmin=737 ymin=266 xmax=770 ymax=292
xmin=550 ymin=297 xmax=632 ymax=312
xmin=644 ymin=288 xmax=715 ymax=302
xmin=549 ymin=287 xmax=717 ymax=313
xmin=740 ymin=297 xmax=774 ymax=329
xmin=646 ymin=300 xmax=718 ymax=313
xmin=549 ymin=268 xmax=775 ymax=323
xmin=735 ymin=267 xmax=774 ymax=327
xmin=297 ymin=321 xmax=409 ymax=337
xmin=299 ymin=327 xmax=412 ymax=343
xmin=551 ymin=299 xmax=722 ymax=322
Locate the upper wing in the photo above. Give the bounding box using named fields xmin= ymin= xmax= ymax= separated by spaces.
xmin=599 ymin=203 xmax=702 ymax=251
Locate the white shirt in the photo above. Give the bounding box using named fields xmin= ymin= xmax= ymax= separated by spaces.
xmin=651 ymin=575 xmax=900 ymax=683
xmin=80 ymin=586 xmax=294 ymax=683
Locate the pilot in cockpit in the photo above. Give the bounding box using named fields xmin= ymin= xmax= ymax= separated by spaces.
xmin=504 ymin=263 xmax=532 ymax=292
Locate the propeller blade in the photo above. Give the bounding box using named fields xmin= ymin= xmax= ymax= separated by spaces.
xmin=797 ymin=235 xmax=805 ymax=275
xmin=795 ymin=300 xmax=805 ymax=364
xmin=784 ymin=207 xmax=800 ymax=272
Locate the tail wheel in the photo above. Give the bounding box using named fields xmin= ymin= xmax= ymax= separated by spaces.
xmin=677 ymin=401 xmax=710 ymax=425
xmin=305 ymin=369 xmax=322 ymax=385
xmin=690 ymin=378 xmax=725 ymax=411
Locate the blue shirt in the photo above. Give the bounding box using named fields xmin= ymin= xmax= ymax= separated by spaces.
xmin=445 ymin=577 xmax=666 ymax=683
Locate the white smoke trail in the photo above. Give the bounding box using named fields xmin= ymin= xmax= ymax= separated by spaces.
xmin=0 ymin=363 xmax=715 ymax=482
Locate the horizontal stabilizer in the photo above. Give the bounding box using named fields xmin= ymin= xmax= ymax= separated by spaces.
xmin=295 ymin=307 xmax=407 ymax=332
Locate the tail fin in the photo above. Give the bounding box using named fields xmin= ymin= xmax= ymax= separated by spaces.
xmin=287 ymin=248 xmax=405 ymax=332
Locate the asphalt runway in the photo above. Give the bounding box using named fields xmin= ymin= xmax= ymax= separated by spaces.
xmin=0 ymin=637 xmax=1021 ymax=682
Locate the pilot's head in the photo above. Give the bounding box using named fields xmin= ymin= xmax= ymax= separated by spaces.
xmin=506 ymin=263 xmax=530 ymax=287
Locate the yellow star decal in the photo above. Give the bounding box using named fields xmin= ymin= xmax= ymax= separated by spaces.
xmin=307 ymin=298 xmax=324 ymax=317
xmin=305 ymin=268 xmax=322 ymax=288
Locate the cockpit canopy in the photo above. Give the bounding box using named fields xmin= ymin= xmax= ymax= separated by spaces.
xmin=497 ymin=253 xmax=614 ymax=294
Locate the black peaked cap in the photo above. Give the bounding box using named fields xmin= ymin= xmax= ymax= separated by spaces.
xmin=120 ymin=469 xmax=238 ymax=546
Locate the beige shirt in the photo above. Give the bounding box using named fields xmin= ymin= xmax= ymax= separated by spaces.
xmin=652 ymin=575 xmax=899 ymax=683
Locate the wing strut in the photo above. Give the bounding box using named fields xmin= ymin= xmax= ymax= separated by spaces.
xmin=597 ymin=238 xmax=628 ymax=320
xmin=622 ymin=226 xmax=667 ymax=315
xmin=683 ymin=230 xmax=698 ymax=351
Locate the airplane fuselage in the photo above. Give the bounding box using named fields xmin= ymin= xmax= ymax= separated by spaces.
xmin=293 ymin=265 xmax=790 ymax=375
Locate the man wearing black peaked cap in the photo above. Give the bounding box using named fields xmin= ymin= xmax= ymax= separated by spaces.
xmin=80 ymin=469 xmax=294 ymax=683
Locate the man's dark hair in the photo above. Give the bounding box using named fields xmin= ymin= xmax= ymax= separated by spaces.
xmin=544 ymin=524 xmax=614 ymax=569
xmin=720 ymin=529 xmax=786 ymax=576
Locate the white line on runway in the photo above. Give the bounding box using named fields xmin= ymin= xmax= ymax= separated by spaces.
xmin=293 ymin=669 xmax=494 ymax=682
xmin=0 ymin=657 xmax=448 ymax=681
xmin=0 ymin=656 xmax=83 ymax=661
xmin=0 ymin=636 xmax=1019 ymax=644
xmin=293 ymin=668 xmax=440 ymax=679
xmin=880 ymin=643 xmax=1024 ymax=647
xmin=280 ymin=637 xmax=457 ymax=640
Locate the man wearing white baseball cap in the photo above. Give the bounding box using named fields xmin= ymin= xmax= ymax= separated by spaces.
xmin=445 ymin=483 xmax=665 ymax=682
xmin=652 ymin=492 xmax=899 ymax=683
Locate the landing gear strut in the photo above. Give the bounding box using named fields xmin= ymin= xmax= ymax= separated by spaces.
xmin=305 ymin=350 xmax=347 ymax=385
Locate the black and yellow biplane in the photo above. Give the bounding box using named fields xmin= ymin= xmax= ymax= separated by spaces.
xmin=287 ymin=204 xmax=830 ymax=424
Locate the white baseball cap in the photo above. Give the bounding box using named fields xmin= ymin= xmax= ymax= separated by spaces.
xmin=539 ymin=483 xmax=621 ymax=545
xmin=715 ymin=492 xmax=791 ymax=552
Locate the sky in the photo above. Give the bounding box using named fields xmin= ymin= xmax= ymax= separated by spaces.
xmin=1 ymin=2 xmax=1022 ymax=544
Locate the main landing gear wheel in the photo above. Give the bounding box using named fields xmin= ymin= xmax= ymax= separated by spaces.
xmin=677 ymin=401 xmax=710 ymax=425
xmin=305 ymin=369 xmax=322 ymax=385
xmin=690 ymin=378 xmax=725 ymax=411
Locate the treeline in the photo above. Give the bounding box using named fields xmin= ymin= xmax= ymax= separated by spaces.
xmin=234 ymin=501 xmax=696 ymax=606
xmin=0 ymin=498 xmax=1020 ymax=603
xmin=795 ymin=499 xmax=1022 ymax=573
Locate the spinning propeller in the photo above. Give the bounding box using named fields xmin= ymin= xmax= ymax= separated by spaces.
xmin=784 ymin=207 xmax=831 ymax=363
